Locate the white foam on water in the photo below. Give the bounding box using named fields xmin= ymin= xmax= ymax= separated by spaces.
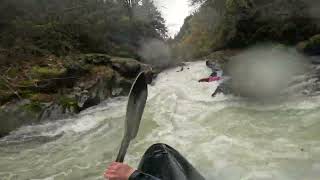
xmin=1 ymin=61 xmax=320 ymax=180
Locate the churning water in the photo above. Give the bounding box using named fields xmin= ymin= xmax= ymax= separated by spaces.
xmin=1 ymin=62 xmax=320 ymax=180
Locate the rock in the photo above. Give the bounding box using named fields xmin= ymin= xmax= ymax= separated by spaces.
xmin=0 ymin=53 xmax=155 ymax=137
xmin=144 ymin=70 xmax=154 ymax=84
xmin=40 ymin=103 xmax=68 ymax=121
xmin=0 ymin=100 xmax=45 ymax=137
xmin=40 ymin=96 xmax=80 ymax=121
xmin=297 ymin=34 xmax=320 ymax=55
xmin=30 ymin=93 xmax=54 ymax=102
xmin=205 ymin=50 xmax=241 ymax=74
xmin=0 ymin=90 xmax=15 ymax=105
xmin=111 ymin=57 xmax=142 ymax=78
xmin=72 ymin=66 xmax=115 ymax=110
xmin=112 ymin=88 xmax=123 ymax=97
xmin=80 ymin=53 xmax=111 ymax=65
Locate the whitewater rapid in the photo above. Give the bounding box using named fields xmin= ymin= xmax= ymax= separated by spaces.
xmin=1 ymin=61 xmax=320 ymax=180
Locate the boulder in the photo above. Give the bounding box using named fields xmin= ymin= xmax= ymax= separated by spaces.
xmin=111 ymin=57 xmax=142 ymax=78
xmin=40 ymin=96 xmax=79 ymax=121
xmin=79 ymin=53 xmax=111 ymax=65
xmin=297 ymin=34 xmax=320 ymax=55
xmin=0 ymin=100 xmax=45 ymax=137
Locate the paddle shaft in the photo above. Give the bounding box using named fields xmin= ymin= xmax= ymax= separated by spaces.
xmin=116 ymin=138 xmax=130 ymax=162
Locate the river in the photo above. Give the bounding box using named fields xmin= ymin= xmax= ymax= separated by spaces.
xmin=0 ymin=61 xmax=320 ymax=180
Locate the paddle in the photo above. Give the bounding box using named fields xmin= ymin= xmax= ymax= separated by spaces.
xmin=115 ymin=71 xmax=148 ymax=162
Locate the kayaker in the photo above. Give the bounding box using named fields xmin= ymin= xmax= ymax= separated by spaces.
xmin=104 ymin=143 xmax=205 ymax=180
xmin=198 ymin=71 xmax=221 ymax=83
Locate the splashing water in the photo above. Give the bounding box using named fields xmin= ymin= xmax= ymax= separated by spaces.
xmin=0 ymin=62 xmax=320 ymax=180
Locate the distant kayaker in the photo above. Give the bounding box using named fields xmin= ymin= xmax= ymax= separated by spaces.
xmin=198 ymin=71 xmax=221 ymax=83
xmin=104 ymin=143 xmax=205 ymax=180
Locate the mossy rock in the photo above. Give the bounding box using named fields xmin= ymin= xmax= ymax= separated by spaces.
xmin=297 ymin=34 xmax=320 ymax=55
xmin=31 ymin=66 xmax=67 ymax=79
xmin=79 ymin=53 xmax=111 ymax=65
xmin=0 ymin=110 xmax=22 ymax=137
xmin=64 ymin=57 xmax=91 ymax=76
xmin=0 ymin=90 xmax=15 ymax=105
xmin=30 ymin=93 xmax=54 ymax=103
xmin=0 ymin=79 xmax=9 ymax=90
xmin=17 ymin=79 xmax=39 ymax=88
xmin=58 ymin=96 xmax=80 ymax=112
xmin=110 ymin=57 xmax=141 ymax=77
xmin=0 ymin=102 xmax=44 ymax=137
xmin=19 ymin=90 xmax=35 ymax=99
xmin=7 ymin=67 xmax=20 ymax=78
xmin=21 ymin=101 xmax=44 ymax=114
xmin=90 ymin=66 xmax=114 ymax=80
xmin=226 ymin=0 xmax=253 ymax=13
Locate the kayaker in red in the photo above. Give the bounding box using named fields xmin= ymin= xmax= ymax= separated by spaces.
xmin=198 ymin=72 xmax=221 ymax=82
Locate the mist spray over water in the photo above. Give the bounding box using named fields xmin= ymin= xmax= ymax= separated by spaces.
xmin=139 ymin=39 xmax=172 ymax=68
xmin=227 ymin=44 xmax=308 ymax=99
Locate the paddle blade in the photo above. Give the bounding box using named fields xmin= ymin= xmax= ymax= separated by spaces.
xmin=115 ymin=71 xmax=148 ymax=162
xmin=125 ymin=71 xmax=148 ymax=140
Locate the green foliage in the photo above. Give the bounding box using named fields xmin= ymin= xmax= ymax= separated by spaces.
xmin=0 ymin=0 xmax=167 ymax=57
xmin=21 ymin=102 xmax=43 ymax=113
xmin=31 ymin=66 xmax=67 ymax=79
xmin=79 ymin=54 xmax=111 ymax=65
xmin=305 ymin=34 xmax=320 ymax=49
xmin=174 ymin=0 xmax=320 ymax=58
xmin=173 ymin=3 xmax=223 ymax=58
xmin=0 ymin=90 xmax=14 ymax=105
xmin=58 ymin=96 xmax=79 ymax=112
xmin=297 ymin=34 xmax=320 ymax=54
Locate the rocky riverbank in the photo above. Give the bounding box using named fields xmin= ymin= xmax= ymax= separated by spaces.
xmin=0 ymin=54 xmax=152 ymax=137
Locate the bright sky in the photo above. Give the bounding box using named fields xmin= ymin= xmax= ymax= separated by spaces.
xmin=155 ymin=0 xmax=193 ymax=37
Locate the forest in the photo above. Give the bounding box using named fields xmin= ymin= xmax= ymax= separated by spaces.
xmin=0 ymin=0 xmax=167 ymax=59
xmin=173 ymin=0 xmax=320 ymax=59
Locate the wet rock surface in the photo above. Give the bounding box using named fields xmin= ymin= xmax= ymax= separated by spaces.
xmin=0 ymin=54 xmax=152 ymax=137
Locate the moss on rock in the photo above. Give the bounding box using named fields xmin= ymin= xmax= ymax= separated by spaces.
xmin=58 ymin=96 xmax=79 ymax=112
xmin=17 ymin=79 xmax=38 ymax=88
xmin=80 ymin=53 xmax=111 ymax=65
xmin=226 ymin=0 xmax=253 ymax=13
xmin=297 ymin=34 xmax=320 ymax=55
xmin=30 ymin=93 xmax=54 ymax=102
xmin=21 ymin=101 xmax=44 ymax=114
xmin=31 ymin=66 xmax=67 ymax=79
xmin=0 ymin=90 xmax=15 ymax=105
xmin=7 ymin=67 xmax=20 ymax=78
xmin=90 ymin=66 xmax=114 ymax=80
xmin=110 ymin=57 xmax=141 ymax=77
xmin=0 ymin=79 xmax=9 ymax=90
